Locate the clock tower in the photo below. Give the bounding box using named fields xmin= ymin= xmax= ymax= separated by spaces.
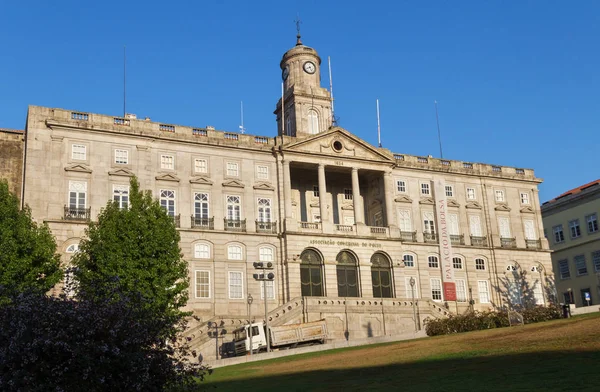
xmin=275 ymin=32 xmax=333 ymax=138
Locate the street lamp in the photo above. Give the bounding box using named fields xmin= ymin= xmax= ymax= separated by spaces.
xmin=409 ymin=277 xmax=418 ymax=332
xmin=247 ymin=293 xmax=254 ymax=356
xmin=253 ymin=262 xmax=275 ymax=353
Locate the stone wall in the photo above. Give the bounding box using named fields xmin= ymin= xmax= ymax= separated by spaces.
xmin=0 ymin=129 xmax=24 ymax=201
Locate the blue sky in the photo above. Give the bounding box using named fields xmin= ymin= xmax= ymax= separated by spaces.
xmin=1 ymin=1 xmax=598 ymax=202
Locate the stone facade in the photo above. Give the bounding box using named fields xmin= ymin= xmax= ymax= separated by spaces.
xmin=15 ymin=38 xmax=554 ymax=359
xmin=0 ymin=128 xmax=24 ymax=201
xmin=542 ymin=180 xmax=600 ymax=307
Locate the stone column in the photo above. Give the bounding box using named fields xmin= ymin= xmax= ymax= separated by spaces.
xmin=351 ymin=167 xmax=364 ymax=225
xmin=383 ymin=171 xmax=396 ymax=228
xmin=318 ymin=163 xmax=328 ymax=223
xmin=283 ymin=160 xmax=293 ymax=218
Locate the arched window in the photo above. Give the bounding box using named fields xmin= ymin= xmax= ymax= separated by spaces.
xmin=403 ymin=254 xmax=415 ymax=267
xmin=452 ymin=257 xmax=463 ymax=269
xmin=475 ymin=258 xmax=486 ymax=270
xmin=371 ymin=253 xmax=392 ymax=298
xmin=336 ymin=251 xmax=359 ymax=297
xmin=259 ymin=247 xmax=274 ymax=262
xmin=194 ymin=243 xmax=210 ymax=259
xmin=308 ymin=109 xmax=319 ymax=135
xmin=259 ymin=247 xmax=275 ymax=299
xmin=65 ymin=244 xmax=79 ymax=253
xmin=227 ymin=245 xmax=243 ymax=260
xmin=300 ymin=249 xmax=323 ymax=297
xmin=428 ymin=256 xmax=439 ymax=268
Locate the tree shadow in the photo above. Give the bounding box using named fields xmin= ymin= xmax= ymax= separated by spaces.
xmin=491 ymin=264 xmax=557 ymax=312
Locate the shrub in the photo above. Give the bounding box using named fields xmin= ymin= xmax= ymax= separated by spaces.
xmin=521 ymin=305 xmax=562 ymax=324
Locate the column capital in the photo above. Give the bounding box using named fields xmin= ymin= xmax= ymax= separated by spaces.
xmin=351 ymin=167 xmax=358 ymax=173
xmin=318 ymin=163 xmax=325 ymax=169
xmin=383 ymin=170 xmax=392 ymax=177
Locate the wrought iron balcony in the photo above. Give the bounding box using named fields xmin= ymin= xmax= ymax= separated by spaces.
xmin=525 ymin=239 xmax=541 ymax=250
xmin=224 ymin=218 xmax=246 ymax=232
xmin=170 ymin=214 xmax=181 ymax=228
xmin=423 ymin=232 xmax=438 ymax=243
xmin=500 ymin=237 xmax=517 ymax=248
xmin=450 ymin=234 xmax=465 ymax=245
xmin=63 ymin=206 xmax=91 ymax=222
xmin=399 ymin=231 xmax=417 ymax=242
xmin=256 ymin=220 xmax=277 ymax=234
xmin=191 ymin=216 xmax=214 ymax=230
xmin=470 ymin=235 xmax=488 ymax=247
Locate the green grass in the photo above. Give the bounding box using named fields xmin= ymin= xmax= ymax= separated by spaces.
xmin=197 ymin=313 xmax=600 ymax=391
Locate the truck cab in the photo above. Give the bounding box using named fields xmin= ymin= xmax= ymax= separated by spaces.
xmin=233 ymin=322 xmax=267 ymax=356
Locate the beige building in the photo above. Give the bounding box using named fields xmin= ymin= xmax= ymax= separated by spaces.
xmin=0 ymin=128 xmax=25 ymax=201
xmin=542 ymin=180 xmax=600 ymax=307
xmin=13 ymin=36 xmax=554 ymax=358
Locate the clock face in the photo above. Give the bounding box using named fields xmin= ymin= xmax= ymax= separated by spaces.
xmin=282 ymin=66 xmax=289 ymax=81
xmin=303 ymin=61 xmax=316 ymax=74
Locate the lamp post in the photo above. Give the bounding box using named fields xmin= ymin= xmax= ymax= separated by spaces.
xmin=253 ymin=261 xmax=274 ymax=353
xmin=247 ymin=293 xmax=254 ymax=356
xmin=410 ymin=277 xmax=418 ymax=332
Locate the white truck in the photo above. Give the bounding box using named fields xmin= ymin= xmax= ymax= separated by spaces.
xmin=233 ymin=319 xmax=328 ymax=356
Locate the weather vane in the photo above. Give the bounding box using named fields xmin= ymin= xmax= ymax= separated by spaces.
xmin=295 ymin=14 xmax=302 ymax=45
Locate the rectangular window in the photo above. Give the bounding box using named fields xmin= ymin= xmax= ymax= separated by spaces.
xmin=344 ymin=188 xmax=353 ymax=200
xmin=428 ymin=256 xmax=439 ymax=268
xmin=260 ymin=276 xmax=275 ymax=300
xmin=72 ymin=144 xmax=86 ymax=160
xmin=421 ymin=183 xmax=430 ymax=195
xmin=423 ymin=211 xmax=435 ymax=234
xmin=226 ymin=195 xmax=241 ymax=221
xmin=228 ymin=245 xmax=242 ymax=260
xmin=398 ymin=209 xmax=412 ymax=232
xmin=374 ymin=211 xmax=383 ymax=227
xmin=586 ymin=213 xmax=598 ymax=233
xmin=520 ymin=192 xmax=530 ymax=204
xmin=256 ymin=165 xmax=269 ymax=180
xmin=161 ymin=154 xmax=174 ymax=170
xmin=228 ymin=271 xmax=243 ymax=299
xmin=475 ymin=259 xmax=486 ymax=270
xmin=449 ymin=214 xmax=459 ymax=235
xmin=532 ymin=279 xmax=545 ymax=305
xmin=226 ymin=162 xmax=239 ymax=177
xmin=114 ymin=149 xmax=128 ymax=164
xmin=430 ymin=278 xmax=442 ymax=301
xmin=195 ymin=270 xmax=210 ymax=298
xmin=558 ymin=259 xmax=570 ymax=279
xmin=195 ymin=243 xmax=210 ymax=259
xmin=523 ymin=219 xmax=536 ymax=240
xmin=466 ymin=187 xmax=476 ymax=200
xmin=456 ymin=279 xmax=467 ymax=302
xmin=405 ymin=276 xmax=419 ymax=298
xmin=592 ymin=250 xmax=600 ymax=272
xmin=113 ymin=185 xmax=129 ymax=209
xmin=68 ymin=181 xmax=87 ymax=209
xmin=478 ymin=280 xmax=490 ymax=303
xmin=313 ymin=185 xmax=319 ymax=197
xmin=498 ymin=216 xmax=511 ymax=238
xmin=194 ymin=193 xmax=209 ymax=218
xmin=469 ymin=215 xmax=483 ymax=237
xmin=257 ymin=198 xmax=272 ymax=222
xmin=403 ymin=254 xmax=415 ymax=268
xmin=445 ymin=185 xmax=453 ymax=198
xmin=160 ymin=189 xmax=176 ymax=216
xmin=569 ymin=219 xmax=581 ymax=239
xmin=495 ymin=190 xmax=505 ymax=202
xmin=507 ymin=278 xmax=522 ymax=305
xmin=553 ymin=225 xmax=565 ymax=243
xmin=397 ymin=180 xmax=406 ymax=193
xmin=194 ymin=158 xmax=208 ymax=174
xmin=574 ymin=255 xmax=587 ymax=276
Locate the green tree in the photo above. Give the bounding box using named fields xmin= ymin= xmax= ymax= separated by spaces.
xmin=0 ymin=180 xmax=62 ymax=297
xmin=73 ymin=177 xmax=189 ymax=321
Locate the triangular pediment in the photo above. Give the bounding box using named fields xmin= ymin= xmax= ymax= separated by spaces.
xmin=64 ymin=164 xmax=92 ymax=173
xmin=155 ymin=173 xmax=180 ymax=182
xmin=108 ymin=168 xmax=134 ymax=177
xmin=282 ymin=127 xmax=394 ymax=163
xmin=253 ymin=182 xmax=275 ymax=191
xmin=222 ymin=179 xmax=245 ymax=188
xmin=495 ymin=204 xmax=511 ymax=212
xmin=465 ymin=201 xmax=482 ymax=209
xmin=394 ymin=195 xmax=413 ymax=203
xmin=419 ymin=197 xmax=435 ymax=205
xmin=189 ymin=176 xmax=213 ymax=185
xmin=520 ymin=206 xmax=535 ymax=214
xmin=447 ymin=199 xmax=461 ymax=208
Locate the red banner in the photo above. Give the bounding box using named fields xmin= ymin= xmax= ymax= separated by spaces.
xmin=443 ymin=282 xmax=457 ymax=301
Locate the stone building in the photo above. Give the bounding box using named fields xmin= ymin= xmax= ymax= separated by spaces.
xmin=0 ymin=127 xmax=25 ymax=201
xmin=542 ymin=180 xmax=600 ymax=307
xmin=15 ymin=36 xmax=554 ymax=358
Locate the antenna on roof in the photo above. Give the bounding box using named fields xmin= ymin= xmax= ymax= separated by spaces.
xmin=435 ymin=100 xmax=443 ymax=158
xmin=328 ymin=56 xmax=336 ymax=126
xmin=376 ymin=99 xmax=382 ymax=148
xmin=239 ymin=101 xmax=246 ymax=134
xmin=123 ymin=45 xmax=126 ymax=118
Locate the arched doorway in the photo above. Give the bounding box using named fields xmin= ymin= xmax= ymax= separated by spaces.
xmin=336 ymin=250 xmax=359 ymax=297
xmin=371 ymin=252 xmax=393 ymax=298
xmin=300 ymin=249 xmax=324 ymax=297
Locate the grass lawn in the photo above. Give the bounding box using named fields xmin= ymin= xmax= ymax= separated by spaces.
xmin=197 ymin=313 xmax=600 ymax=391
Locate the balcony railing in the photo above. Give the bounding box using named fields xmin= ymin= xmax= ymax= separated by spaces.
xmin=224 ymin=218 xmax=246 ymax=232
xmin=399 ymin=231 xmax=417 ymax=242
xmin=63 ymin=206 xmax=91 ymax=222
xmin=191 ymin=216 xmax=214 ymax=230
xmin=370 ymin=226 xmax=388 ymax=236
xmin=526 ymin=239 xmax=541 ymax=250
xmin=256 ymin=220 xmax=277 ymax=234
xmin=470 ymin=235 xmax=488 ymax=247
xmin=336 ymin=224 xmax=354 ymax=233
xmin=500 ymin=237 xmax=517 ymax=248
xmin=450 ymin=234 xmax=465 ymax=245
xmin=423 ymin=232 xmax=437 ymax=243
xmin=170 ymin=214 xmax=181 ymax=228
xmin=300 ymin=222 xmax=320 ymax=230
